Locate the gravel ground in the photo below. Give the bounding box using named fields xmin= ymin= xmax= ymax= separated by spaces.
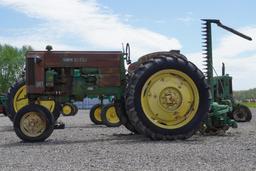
xmin=0 ymin=109 xmax=256 ymax=171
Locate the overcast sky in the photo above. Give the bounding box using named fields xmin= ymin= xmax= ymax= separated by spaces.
xmin=0 ymin=0 xmax=255 ymax=90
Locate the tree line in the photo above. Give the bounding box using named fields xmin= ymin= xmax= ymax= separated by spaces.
xmin=0 ymin=44 xmax=32 ymax=94
xmin=234 ymin=89 xmax=256 ymax=101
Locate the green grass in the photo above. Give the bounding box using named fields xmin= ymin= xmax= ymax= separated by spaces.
xmin=241 ymin=102 xmax=256 ymax=108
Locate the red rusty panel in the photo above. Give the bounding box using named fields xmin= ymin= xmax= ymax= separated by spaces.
xmin=100 ymin=67 xmax=120 ymax=74
xmin=26 ymin=52 xmax=45 ymax=94
xmin=99 ymin=74 xmax=120 ymax=87
xmin=44 ymin=51 xmax=122 ymax=68
xmin=0 ymin=106 xmax=4 ymax=114
xmin=26 ymin=51 xmax=123 ymax=93
xmin=27 ymin=86 xmax=45 ymax=94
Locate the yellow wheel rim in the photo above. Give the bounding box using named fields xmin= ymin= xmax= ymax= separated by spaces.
xmin=13 ymin=85 xmax=55 ymax=113
xmin=106 ymin=106 xmax=120 ymax=124
xmin=94 ymin=107 xmax=102 ymax=122
xmin=141 ymin=69 xmax=199 ymax=129
xmin=62 ymin=105 xmax=72 ymax=116
xmin=20 ymin=112 xmax=46 ymax=137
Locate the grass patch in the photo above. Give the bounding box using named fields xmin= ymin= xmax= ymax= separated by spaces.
xmin=241 ymin=102 xmax=256 ymax=108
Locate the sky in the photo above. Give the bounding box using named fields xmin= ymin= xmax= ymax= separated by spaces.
xmin=0 ymin=0 xmax=255 ymax=90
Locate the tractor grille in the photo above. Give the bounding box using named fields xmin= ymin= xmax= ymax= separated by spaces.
xmin=26 ymin=58 xmax=35 ymax=85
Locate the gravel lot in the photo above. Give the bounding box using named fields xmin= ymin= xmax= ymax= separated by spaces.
xmin=0 ymin=109 xmax=256 ymax=171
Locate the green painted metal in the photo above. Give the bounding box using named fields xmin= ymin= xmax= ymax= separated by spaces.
xmin=56 ymin=54 xmax=126 ymax=102
xmin=202 ymin=20 xmax=214 ymax=102
xmin=201 ymin=19 xmax=252 ymax=132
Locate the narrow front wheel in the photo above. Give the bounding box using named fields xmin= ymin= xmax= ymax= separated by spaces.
xmin=13 ymin=104 xmax=55 ymax=142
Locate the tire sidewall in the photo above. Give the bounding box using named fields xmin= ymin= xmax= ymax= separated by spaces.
xmin=14 ymin=104 xmax=55 ymax=142
xmin=133 ymin=58 xmax=210 ymax=136
xmin=102 ymin=103 xmax=122 ymax=127
xmin=6 ymin=80 xmax=26 ymax=121
xmin=89 ymin=104 xmax=102 ymax=125
xmin=6 ymin=80 xmax=60 ymax=121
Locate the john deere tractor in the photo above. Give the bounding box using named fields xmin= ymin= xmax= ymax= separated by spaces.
xmin=213 ymin=63 xmax=252 ymax=122
xmin=10 ymin=19 xmax=252 ymax=142
xmin=5 ymin=79 xmax=121 ymax=127
xmin=200 ymin=19 xmax=252 ymax=133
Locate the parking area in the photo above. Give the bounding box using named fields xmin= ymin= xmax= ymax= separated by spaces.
xmin=0 ymin=109 xmax=256 ymax=171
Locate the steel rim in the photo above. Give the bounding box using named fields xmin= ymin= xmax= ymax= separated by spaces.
xmin=141 ymin=69 xmax=199 ymax=129
xmin=94 ymin=107 xmax=102 ymax=122
xmin=20 ymin=112 xmax=46 ymax=137
xmin=62 ymin=105 xmax=72 ymax=115
xmin=13 ymin=85 xmax=55 ymax=113
xmin=233 ymin=108 xmax=246 ymax=121
xmin=106 ymin=106 xmax=120 ymax=124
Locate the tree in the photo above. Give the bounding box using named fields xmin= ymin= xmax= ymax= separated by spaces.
xmin=0 ymin=44 xmax=32 ymax=94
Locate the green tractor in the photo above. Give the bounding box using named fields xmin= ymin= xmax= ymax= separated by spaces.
xmin=9 ymin=19 xmax=252 ymax=142
xmin=213 ymin=63 xmax=252 ymax=122
xmin=5 ymin=80 xmax=121 ymax=127
xmin=200 ymin=19 xmax=252 ymax=133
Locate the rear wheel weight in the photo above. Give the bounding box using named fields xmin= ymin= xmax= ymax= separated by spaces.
xmin=125 ymin=56 xmax=210 ymax=140
xmin=89 ymin=104 xmax=103 ymax=125
xmin=13 ymin=104 xmax=55 ymax=142
xmin=101 ymin=104 xmax=122 ymax=127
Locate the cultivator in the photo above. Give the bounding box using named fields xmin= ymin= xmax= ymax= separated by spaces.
xmin=2 ymin=19 xmax=252 ymax=142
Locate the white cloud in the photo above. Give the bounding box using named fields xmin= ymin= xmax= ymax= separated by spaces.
xmin=0 ymin=0 xmax=181 ymax=59
xmin=1 ymin=0 xmax=255 ymax=90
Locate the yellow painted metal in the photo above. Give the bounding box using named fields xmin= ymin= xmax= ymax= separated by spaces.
xmin=105 ymin=106 xmax=120 ymax=124
xmin=20 ymin=112 xmax=46 ymax=137
xmin=13 ymin=85 xmax=55 ymax=112
xmin=62 ymin=105 xmax=72 ymax=116
xmin=94 ymin=106 xmax=102 ymax=122
xmin=141 ymin=69 xmax=199 ymax=129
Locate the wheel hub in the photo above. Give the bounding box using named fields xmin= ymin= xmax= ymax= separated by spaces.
xmin=62 ymin=104 xmax=72 ymax=116
xmin=159 ymin=87 xmax=182 ymax=111
xmin=20 ymin=112 xmax=46 ymax=137
xmin=106 ymin=107 xmax=119 ymax=123
xmin=141 ymin=69 xmax=199 ymax=129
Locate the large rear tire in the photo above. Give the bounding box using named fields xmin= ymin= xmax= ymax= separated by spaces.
xmin=125 ymin=56 xmax=210 ymax=140
xmin=115 ymin=98 xmax=138 ymax=134
xmin=6 ymin=80 xmax=60 ymax=121
xmin=13 ymin=104 xmax=55 ymax=142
